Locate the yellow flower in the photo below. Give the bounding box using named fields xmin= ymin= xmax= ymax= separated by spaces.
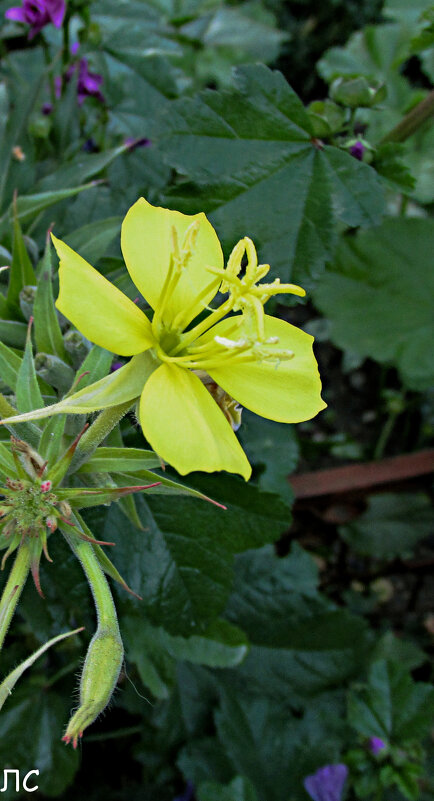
xmin=6 ymin=199 xmax=326 ymax=479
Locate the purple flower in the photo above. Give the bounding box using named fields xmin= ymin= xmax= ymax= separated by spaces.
xmin=56 ymin=47 xmax=105 ymax=106
xmin=369 ymin=736 xmax=386 ymax=755
xmin=173 ymin=782 xmax=195 ymax=801
xmin=304 ymin=764 xmax=348 ymax=801
xmin=77 ymin=58 xmax=104 ymax=105
xmin=349 ymin=140 xmax=365 ymax=161
xmin=5 ymin=0 xmax=65 ymax=39
xmin=110 ymin=360 xmax=123 ymax=373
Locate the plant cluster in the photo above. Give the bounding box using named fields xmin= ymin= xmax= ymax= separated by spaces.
xmin=0 ymin=0 xmax=433 ymax=799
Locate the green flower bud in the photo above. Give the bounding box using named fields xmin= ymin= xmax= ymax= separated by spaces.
xmin=35 ymin=352 xmax=76 ymax=395
xmin=28 ymin=112 xmax=51 ymax=139
xmin=63 ymin=330 xmax=92 ymax=368
xmin=19 ymin=285 xmax=37 ymax=321
xmin=307 ymin=99 xmax=346 ymax=137
xmin=62 ymin=626 xmax=123 ymax=748
xmin=330 ymin=76 xmax=387 ymax=108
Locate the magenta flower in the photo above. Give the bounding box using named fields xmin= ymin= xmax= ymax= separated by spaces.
xmin=77 ymin=58 xmax=104 ymax=105
xmin=55 ymin=47 xmax=105 ymax=106
xmin=368 ymin=737 xmax=386 ymax=755
xmin=304 ymin=764 xmax=348 ymax=801
xmin=349 ymin=141 xmax=365 ymax=161
xmin=5 ymin=0 xmax=65 ymax=39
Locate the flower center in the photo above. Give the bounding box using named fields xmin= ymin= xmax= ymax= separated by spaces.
xmin=149 ymin=228 xmax=305 ymax=373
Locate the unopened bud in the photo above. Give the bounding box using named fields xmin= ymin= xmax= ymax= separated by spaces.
xmin=35 ymin=353 xmax=76 ymax=395
xmin=40 ymin=480 xmax=52 ymax=493
xmin=63 ymin=330 xmax=92 ymax=368
xmin=46 ymin=515 xmax=57 ymax=532
xmin=19 ymin=285 xmax=37 ymax=321
xmin=58 ymin=500 xmax=72 ymax=518
xmin=62 ymin=627 xmax=123 ymax=748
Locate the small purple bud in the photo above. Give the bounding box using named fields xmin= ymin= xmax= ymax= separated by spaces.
xmin=124 ymin=136 xmax=152 ymax=151
xmin=349 ymin=140 xmax=365 ymax=161
xmin=54 ymin=75 xmax=62 ymax=99
xmin=369 ymin=737 xmax=386 ymax=755
xmin=110 ymin=360 xmax=123 ymax=373
xmin=82 ymin=138 xmax=98 ymax=153
xmin=77 ymin=58 xmax=105 ymax=105
xmin=41 ymin=102 xmax=53 ymax=115
xmin=304 ymin=764 xmax=348 ymax=801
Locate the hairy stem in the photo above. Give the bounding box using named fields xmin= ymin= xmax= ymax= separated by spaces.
xmin=70 ymin=400 xmax=134 ymax=473
xmin=380 ymin=89 xmax=434 ymax=144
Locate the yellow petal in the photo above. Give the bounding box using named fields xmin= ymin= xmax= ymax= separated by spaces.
xmin=53 ymin=234 xmax=154 ymax=356
xmin=139 ymin=363 xmax=251 ymax=479
xmin=121 ymin=198 xmax=223 ymax=328
xmin=205 ymin=315 xmax=326 ymax=423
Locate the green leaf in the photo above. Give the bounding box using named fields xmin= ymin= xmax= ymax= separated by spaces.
xmin=313 ymin=218 xmax=434 ymax=390
xmin=0 ymin=341 xmax=22 ymax=392
xmin=122 ymin=614 xmax=248 ymax=699
xmin=63 ymin=217 xmax=122 ymax=265
xmin=34 ymin=146 xmax=128 ymax=192
xmin=341 ymin=493 xmax=433 ymax=560
xmin=15 ymin=328 xmax=44 ymax=414
xmin=6 ymin=210 xmax=36 ymax=315
xmin=348 ymin=660 xmax=434 ymax=743
xmin=0 ymin=74 xmax=45 ymax=211
xmin=98 ymin=480 xmax=288 ymax=635
xmin=373 ymin=142 xmax=416 ymax=192
xmin=239 ymin=410 xmax=299 ymax=503
xmin=33 ymin=238 xmax=67 ymax=360
xmin=0 ymin=627 xmax=83 ymax=711
xmin=224 ymin=545 xmax=370 ymax=707
xmin=198 ymin=776 xmax=259 ymax=801
xmin=73 ymin=344 xmax=113 ymax=389
xmin=0 ymin=441 xmax=16 ymax=480
xmin=0 ymin=184 xmax=101 ymax=230
xmin=158 ymin=64 xmax=385 ymax=287
xmin=0 ymin=686 xmax=79 ymax=796
xmin=77 ymin=446 xmax=161 ymax=474
xmin=0 ymin=320 xmax=27 ymax=348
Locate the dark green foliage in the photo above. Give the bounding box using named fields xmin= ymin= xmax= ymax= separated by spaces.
xmin=0 ymin=0 xmax=433 ymax=798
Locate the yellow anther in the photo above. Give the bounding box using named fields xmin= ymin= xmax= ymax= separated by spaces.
xmin=244 ymin=237 xmax=258 ymax=283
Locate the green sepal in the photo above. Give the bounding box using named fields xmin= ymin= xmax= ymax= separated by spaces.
xmin=0 ymin=351 xmax=155 ymax=426
xmin=55 ymin=481 xmax=160 ymax=509
xmin=112 ymin=470 xmax=226 ymax=508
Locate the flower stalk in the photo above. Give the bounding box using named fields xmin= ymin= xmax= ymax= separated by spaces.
xmin=380 ymin=89 xmax=434 ymax=144
xmin=62 ymin=534 xmax=123 ymax=748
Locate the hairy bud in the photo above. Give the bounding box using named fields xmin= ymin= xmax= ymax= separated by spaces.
xmin=62 ymin=627 xmax=123 ymax=748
